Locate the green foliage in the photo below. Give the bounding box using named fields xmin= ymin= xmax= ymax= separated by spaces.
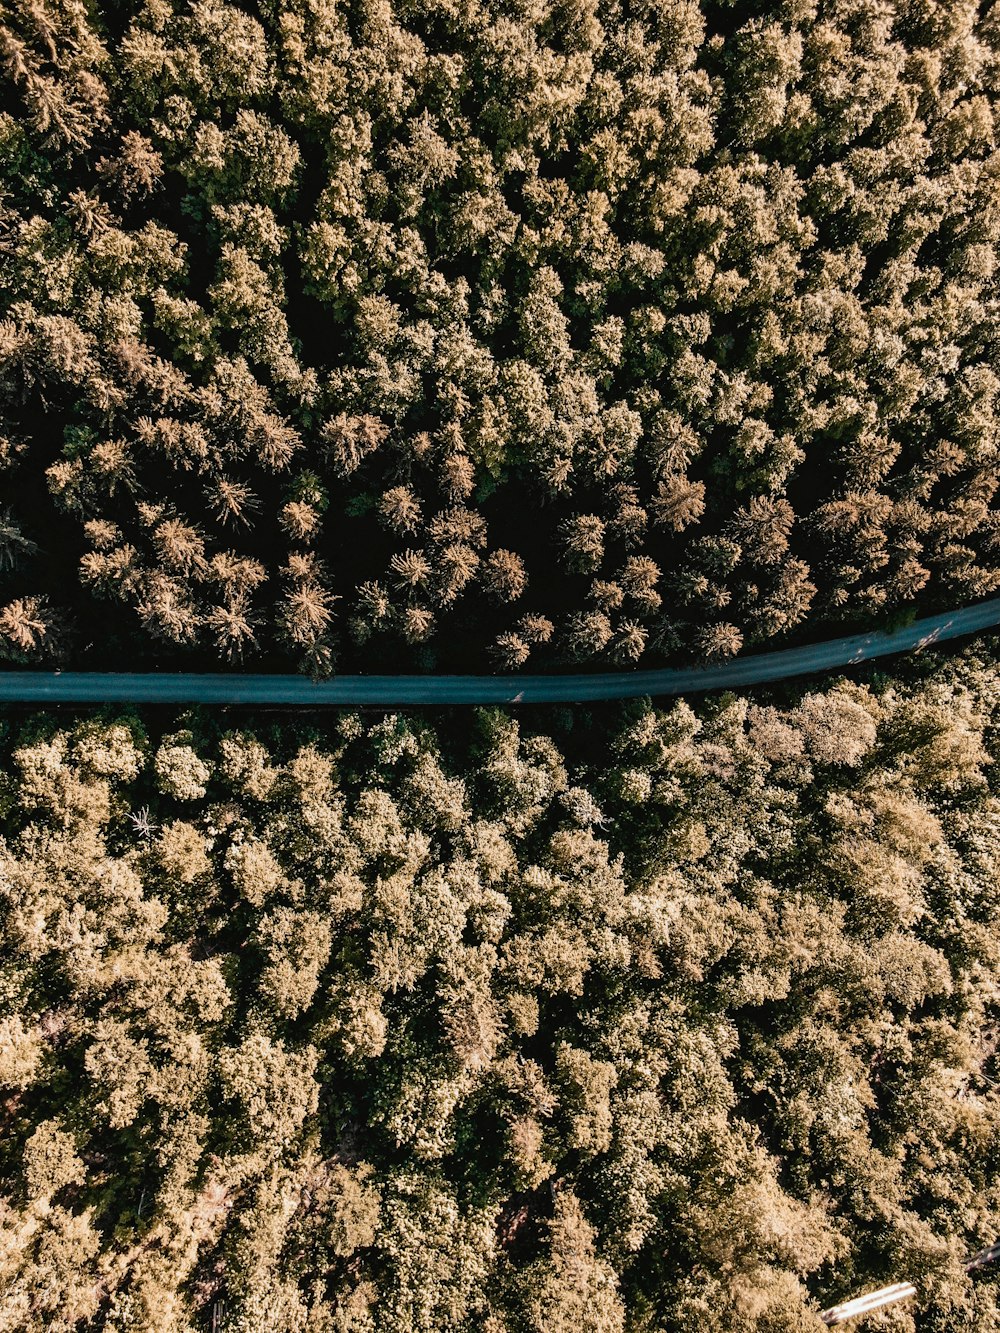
xmin=1 ymin=650 xmax=1000 ymax=1326
xmin=2 ymin=0 xmax=1000 ymax=670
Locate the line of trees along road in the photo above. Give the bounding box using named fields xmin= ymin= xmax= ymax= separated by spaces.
xmin=0 ymin=596 xmax=998 ymax=704
xmin=2 ymin=644 xmax=1000 ymax=1330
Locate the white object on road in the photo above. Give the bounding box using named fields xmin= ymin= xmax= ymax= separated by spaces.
xmin=817 ymin=1235 xmax=1000 ymax=1326
xmin=820 ymin=1282 xmax=918 ymax=1325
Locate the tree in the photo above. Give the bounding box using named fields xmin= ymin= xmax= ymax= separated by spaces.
xmin=520 ymin=1190 xmax=625 ymax=1333
xmin=376 ymin=1174 xmax=494 ymax=1333
xmin=483 ymin=549 xmax=527 ymax=603
xmin=208 ymin=477 xmax=261 ymax=529
xmin=693 ymin=621 xmax=743 ymax=659
xmin=217 ymin=1032 xmax=319 ymax=1148
xmin=649 ymin=477 xmax=706 ymax=533
xmin=155 ymin=732 xmax=212 ymax=800
xmin=492 ymin=631 xmax=530 ymax=669
xmin=257 ymin=907 xmax=332 ymax=1019
xmin=380 ymin=486 xmax=423 ymax=535
xmin=206 ymin=594 xmax=260 ymax=659
xmin=619 ymin=556 xmax=660 ymax=611
xmin=559 ymin=515 xmax=605 ymax=573
xmin=0 ymin=597 xmax=57 ymax=659
xmin=279 ymin=578 xmax=336 ymax=651
xmin=157 ymin=819 xmax=212 ymax=886
xmin=323 ymin=414 xmax=388 ymax=476
xmin=563 ymin=609 xmax=613 ymax=660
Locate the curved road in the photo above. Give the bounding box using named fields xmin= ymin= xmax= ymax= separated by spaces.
xmin=0 ymin=599 xmax=998 ymax=705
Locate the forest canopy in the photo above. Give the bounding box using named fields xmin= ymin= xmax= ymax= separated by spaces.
xmin=1 ymin=644 xmax=1000 ymax=1329
xmin=5 ymin=2 xmax=1000 ymax=1328
xmin=2 ymin=0 xmax=1000 ymax=671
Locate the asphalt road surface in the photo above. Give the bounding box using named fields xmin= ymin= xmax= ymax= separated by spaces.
xmin=1 ymin=598 xmax=998 ymax=705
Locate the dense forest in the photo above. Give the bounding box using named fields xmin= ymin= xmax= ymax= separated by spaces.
xmin=3 ymin=0 xmax=1000 ymax=671
xmin=4 ymin=0 xmax=1000 ymax=1329
xmin=1 ymin=644 xmax=1000 ymax=1330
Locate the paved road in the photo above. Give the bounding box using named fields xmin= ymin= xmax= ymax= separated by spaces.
xmin=0 ymin=599 xmax=997 ymax=705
